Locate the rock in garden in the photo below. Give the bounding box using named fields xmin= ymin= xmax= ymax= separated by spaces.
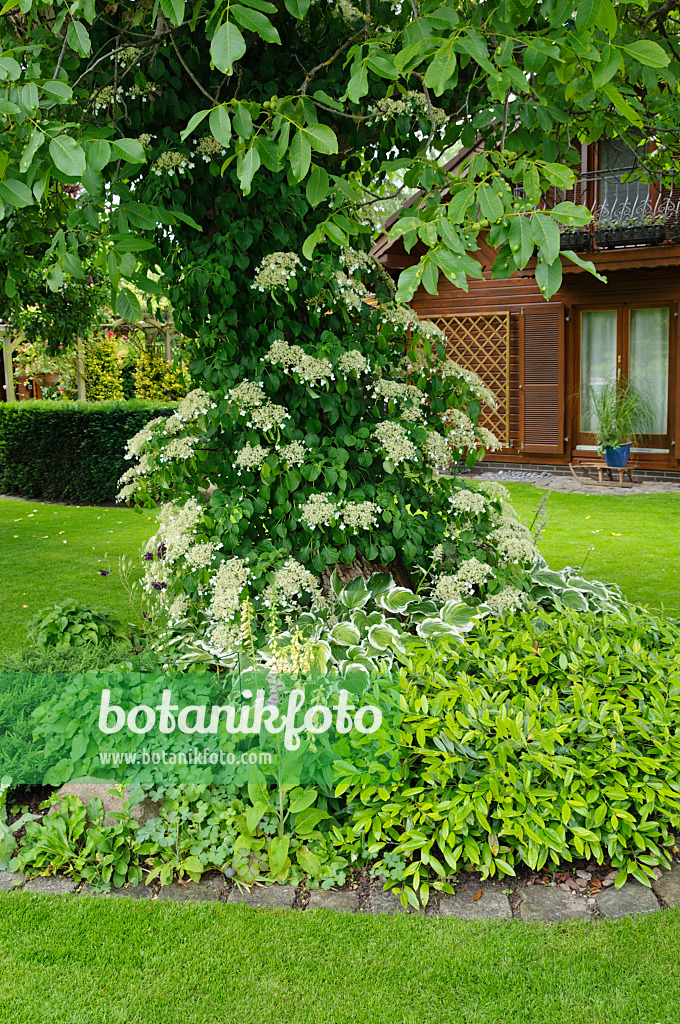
xmin=429 ymin=881 xmax=512 ymax=921
xmin=0 ymin=870 xmax=25 ymax=892
xmin=306 ymin=889 xmax=359 ymax=913
xmin=651 ymin=862 xmax=680 ymax=908
xmin=228 ymin=883 xmax=296 ymax=909
xmin=156 ymin=874 xmax=224 ymax=903
xmin=367 ymin=888 xmax=416 ymax=915
xmin=519 ymin=885 xmax=591 ymax=922
xmin=595 ymin=881 xmax=660 ymax=919
xmin=52 ymin=777 xmax=161 ymax=826
xmin=23 ymin=876 xmax=78 ymax=895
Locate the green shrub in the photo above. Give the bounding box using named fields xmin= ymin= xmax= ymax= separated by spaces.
xmin=84 ymin=335 xmax=124 ymax=402
xmin=134 ymin=348 xmax=188 ymax=401
xmin=27 ymin=600 xmax=129 ymax=649
xmin=0 ymin=399 xmax=175 ymax=503
xmin=334 ymin=605 xmax=680 ymax=906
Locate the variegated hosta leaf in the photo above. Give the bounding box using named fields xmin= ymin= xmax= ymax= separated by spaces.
xmin=439 ymin=601 xmax=481 ymax=630
xmin=377 ymin=587 xmax=420 ymax=613
xmin=331 ymin=621 xmax=362 ymax=647
xmin=367 ymin=623 xmax=403 ymax=652
xmin=366 ymin=573 xmax=393 ymax=598
xmin=416 ymin=618 xmax=466 ymax=641
xmin=338 ymin=577 xmax=371 ymax=610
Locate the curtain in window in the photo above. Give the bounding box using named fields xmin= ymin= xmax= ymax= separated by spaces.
xmin=629 ymin=308 xmax=669 ymax=434
xmin=580 ymin=310 xmax=617 ymax=432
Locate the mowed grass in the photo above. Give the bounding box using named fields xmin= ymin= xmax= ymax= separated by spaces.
xmin=0 ymin=498 xmax=154 ymax=652
xmin=0 ymin=894 xmax=679 ymax=1024
xmin=504 ymin=484 xmax=680 ymax=616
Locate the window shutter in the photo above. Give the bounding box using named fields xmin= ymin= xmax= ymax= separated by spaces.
xmin=519 ymin=304 xmax=565 ymax=455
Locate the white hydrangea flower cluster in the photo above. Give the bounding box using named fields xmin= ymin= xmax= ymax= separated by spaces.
xmin=422 ymin=430 xmax=453 ymax=472
xmin=299 ymin=493 xmax=379 ymax=532
xmin=366 ymin=91 xmax=448 ymax=130
xmin=477 ymin=427 xmax=503 ymax=452
xmin=196 ymin=136 xmax=227 ymax=162
xmin=474 ymin=480 xmax=510 ymax=501
xmin=163 ymin=414 xmax=182 ymax=435
xmin=227 ymin=379 xmax=289 ymax=432
xmin=252 ymin=252 xmax=302 ymax=291
xmin=489 ymin=522 xmax=536 ymax=564
xmin=234 ymin=443 xmax=268 ymax=474
xmin=116 ymin=453 xmax=153 ymax=502
xmin=441 ymin=361 xmax=498 ymax=409
xmin=443 ymin=407 xmax=478 ymax=450
xmin=338 ymin=349 xmax=369 ymax=376
xmin=379 ymin=303 xmax=447 ymax=344
xmin=124 ymin=417 xmax=165 ymax=460
xmin=449 ymin=489 xmax=488 ymax=516
xmin=266 ymin=339 xmax=333 ymax=386
xmin=335 ymin=0 xmax=363 ymax=21
xmin=144 ymin=498 xmax=203 ymax=572
xmin=433 ymin=556 xmax=494 ymax=602
xmin=159 ymin=437 xmax=196 ymax=463
xmin=209 ymin=558 xmax=250 ymax=623
xmin=277 ymin=440 xmax=307 ymax=466
xmin=340 ymin=501 xmax=380 ymax=531
xmin=372 ymin=378 xmax=425 ymax=422
xmin=335 ymin=271 xmax=371 ymax=312
xmin=184 ymin=541 xmax=219 ymax=570
xmin=167 ymin=593 xmax=189 ymax=626
xmin=262 ymin=559 xmax=323 ymax=608
xmin=340 ymin=248 xmax=394 ymax=292
xmin=92 ymin=82 xmax=158 ymax=114
xmin=373 ymin=422 xmax=418 ymax=465
xmin=299 ymin=493 xmax=339 ymax=529
xmin=152 ymin=151 xmax=195 ymax=176
xmin=177 ymin=388 xmax=215 ymax=422
xmin=486 ymin=586 xmax=524 ymax=617
xmin=118 ymin=46 xmax=141 ymax=65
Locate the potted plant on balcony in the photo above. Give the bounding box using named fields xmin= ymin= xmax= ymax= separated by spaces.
xmin=588 ymin=377 xmax=654 ymax=468
xmin=559 ymin=228 xmax=592 ymax=251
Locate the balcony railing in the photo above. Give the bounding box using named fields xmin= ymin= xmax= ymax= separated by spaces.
xmin=514 ymin=167 xmax=680 ymax=251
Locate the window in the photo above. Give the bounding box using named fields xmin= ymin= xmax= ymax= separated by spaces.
xmin=578 ymin=305 xmax=671 ymax=446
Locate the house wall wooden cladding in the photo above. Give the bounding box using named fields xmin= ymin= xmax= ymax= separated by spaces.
xmin=519 ymin=304 xmax=565 ymax=455
xmin=405 ymin=260 xmax=680 ymax=470
xmin=428 ymin=312 xmax=511 ymax=445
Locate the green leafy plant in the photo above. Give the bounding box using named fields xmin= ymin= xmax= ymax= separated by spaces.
xmin=27 ymin=600 xmax=129 ymax=650
xmin=332 ymin=604 xmax=680 ymax=906
xmin=586 ymin=377 xmax=655 ymax=452
xmin=0 ymin=775 xmax=41 ymax=870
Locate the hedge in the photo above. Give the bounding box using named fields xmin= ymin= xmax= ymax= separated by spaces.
xmin=0 ymin=400 xmax=175 ymax=504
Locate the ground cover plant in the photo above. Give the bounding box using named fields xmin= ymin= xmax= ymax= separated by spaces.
xmin=504 ymin=484 xmax=680 ymax=616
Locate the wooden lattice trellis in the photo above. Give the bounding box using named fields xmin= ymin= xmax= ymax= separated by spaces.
xmin=432 ymin=312 xmax=511 ymax=446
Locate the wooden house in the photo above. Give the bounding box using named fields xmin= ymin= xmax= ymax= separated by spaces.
xmin=372 ymin=140 xmax=680 ymax=477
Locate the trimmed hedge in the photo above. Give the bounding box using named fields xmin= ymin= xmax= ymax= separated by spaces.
xmin=0 ymin=400 xmax=175 ymax=504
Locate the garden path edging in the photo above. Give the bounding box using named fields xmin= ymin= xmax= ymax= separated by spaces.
xmin=2 ymin=864 xmax=680 ymax=923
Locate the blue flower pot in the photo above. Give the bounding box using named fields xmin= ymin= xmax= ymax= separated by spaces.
xmin=603 ymin=443 xmax=631 ymax=468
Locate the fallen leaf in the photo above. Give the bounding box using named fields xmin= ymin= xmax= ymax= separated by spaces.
xmin=585 ymin=515 xmax=591 ymax=519
xmin=611 ymin=532 xmax=622 ymax=536
xmin=589 ymin=879 xmax=603 ymax=891
xmin=472 ymin=889 xmax=483 ymax=901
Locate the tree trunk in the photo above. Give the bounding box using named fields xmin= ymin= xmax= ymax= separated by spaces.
xmin=320 ymin=551 xmax=415 ymax=598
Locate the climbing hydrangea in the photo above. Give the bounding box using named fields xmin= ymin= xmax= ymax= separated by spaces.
xmin=373 ymin=422 xmax=418 ymax=465
xmin=252 ymin=252 xmax=302 ymax=291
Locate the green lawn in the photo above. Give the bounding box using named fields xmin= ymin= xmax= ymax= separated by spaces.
xmin=505 ymin=483 xmax=680 ymax=616
xmin=0 ymin=498 xmax=154 ymax=652
xmin=0 ymin=894 xmax=678 ymax=1024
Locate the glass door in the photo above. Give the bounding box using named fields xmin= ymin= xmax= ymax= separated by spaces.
xmin=577 ymin=305 xmax=672 ymax=449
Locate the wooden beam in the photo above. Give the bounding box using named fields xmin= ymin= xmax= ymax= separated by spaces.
xmin=75 ymin=337 xmax=86 ymax=401
xmin=1 ymin=329 xmax=16 ymax=402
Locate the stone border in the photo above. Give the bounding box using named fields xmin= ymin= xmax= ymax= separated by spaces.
xmin=2 ymin=863 xmax=679 ymax=922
